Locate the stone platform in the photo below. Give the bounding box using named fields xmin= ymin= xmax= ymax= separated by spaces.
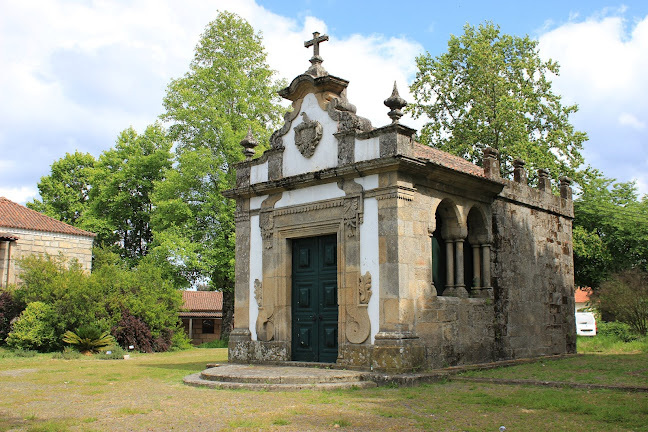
xmin=183 ymin=364 xmax=377 ymax=391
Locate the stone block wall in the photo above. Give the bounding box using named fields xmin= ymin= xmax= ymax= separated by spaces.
xmin=492 ymin=180 xmax=576 ymax=359
xmin=0 ymin=228 xmax=94 ymax=287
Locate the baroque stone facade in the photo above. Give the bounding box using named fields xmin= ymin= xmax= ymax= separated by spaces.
xmin=224 ymin=34 xmax=575 ymax=372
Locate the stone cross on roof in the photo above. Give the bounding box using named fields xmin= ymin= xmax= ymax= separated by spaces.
xmin=304 ymin=31 xmax=329 ymax=77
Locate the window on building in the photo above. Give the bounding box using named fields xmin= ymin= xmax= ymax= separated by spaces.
xmin=202 ymin=319 xmax=215 ymax=334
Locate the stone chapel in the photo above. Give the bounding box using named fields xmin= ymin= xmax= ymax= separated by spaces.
xmin=224 ymin=33 xmax=576 ymax=372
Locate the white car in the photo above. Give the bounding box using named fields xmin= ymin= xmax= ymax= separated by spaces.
xmin=575 ymin=312 xmax=597 ymax=336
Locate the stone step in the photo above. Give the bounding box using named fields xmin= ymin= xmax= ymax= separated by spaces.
xmin=184 ymin=364 xmax=377 ymax=391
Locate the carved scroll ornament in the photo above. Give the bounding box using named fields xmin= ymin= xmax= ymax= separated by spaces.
xmin=345 ymin=271 xmax=372 ymax=344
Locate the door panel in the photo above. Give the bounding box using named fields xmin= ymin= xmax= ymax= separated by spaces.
xmin=292 ymin=235 xmax=338 ymax=363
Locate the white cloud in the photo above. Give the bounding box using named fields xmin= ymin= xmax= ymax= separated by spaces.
xmin=0 ymin=0 xmax=424 ymax=205
xmin=619 ymin=112 xmax=646 ymax=129
xmin=0 ymin=186 xmax=38 ymax=204
xmin=538 ymin=12 xmax=648 ymax=196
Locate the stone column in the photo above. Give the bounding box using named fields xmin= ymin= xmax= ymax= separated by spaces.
xmin=453 ymin=239 xmax=468 ymax=297
xmin=445 ymin=239 xmax=454 ymax=291
xmin=472 ymin=244 xmax=481 ymax=289
xmin=481 ymin=244 xmax=492 ymax=289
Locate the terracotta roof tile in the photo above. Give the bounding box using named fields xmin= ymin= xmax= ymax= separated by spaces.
xmin=182 ymin=290 xmax=223 ymax=312
xmin=575 ymin=287 xmax=592 ymax=303
xmin=0 ymin=232 xmax=20 ymax=241
xmin=413 ymin=143 xmax=486 ymax=178
xmin=0 ymin=197 xmax=95 ymax=237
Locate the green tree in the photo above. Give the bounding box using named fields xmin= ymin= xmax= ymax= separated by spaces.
xmin=408 ymin=22 xmax=587 ymax=184
xmin=86 ymin=123 xmax=172 ymax=263
xmin=594 ymin=269 xmax=648 ymax=335
xmin=27 ymin=151 xmax=95 ymax=226
xmin=573 ymin=169 xmax=648 ymax=288
xmin=152 ymin=11 xmax=285 ymax=338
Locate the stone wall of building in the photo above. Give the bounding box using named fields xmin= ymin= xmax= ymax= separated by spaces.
xmin=492 ymin=180 xmax=576 ymax=359
xmin=0 ymin=228 xmax=94 ymax=287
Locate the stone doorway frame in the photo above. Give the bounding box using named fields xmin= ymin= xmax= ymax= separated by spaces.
xmin=252 ymin=188 xmax=373 ymax=364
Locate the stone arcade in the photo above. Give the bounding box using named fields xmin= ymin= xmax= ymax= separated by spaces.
xmin=224 ymin=33 xmax=576 ymax=372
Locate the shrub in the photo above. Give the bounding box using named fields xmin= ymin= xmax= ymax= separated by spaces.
xmin=111 ymin=310 xmax=154 ymax=353
xmin=597 ymin=321 xmax=640 ymax=342
xmin=52 ymin=346 xmax=82 ymax=360
xmin=0 ymin=289 xmax=24 ymax=343
xmin=63 ymin=325 xmax=116 ymax=353
xmin=6 ymin=302 xmax=57 ymax=352
xmin=170 ymin=329 xmax=193 ymax=351
xmin=96 ymin=345 xmax=126 ymax=360
xmin=595 ymin=269 xmax=648 ymax=335
xmin=11 ymin=252 xmax=184 ymax=352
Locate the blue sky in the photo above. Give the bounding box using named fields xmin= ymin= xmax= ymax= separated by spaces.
xmin=1 ymin=0 xmax=647 ymax=204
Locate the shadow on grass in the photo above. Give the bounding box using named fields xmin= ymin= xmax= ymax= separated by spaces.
xmin=137 ymin=361 xmax=211 ymax=373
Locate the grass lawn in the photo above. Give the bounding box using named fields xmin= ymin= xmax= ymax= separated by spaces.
xmin=0 ymin=346 xmax=647 ymax=432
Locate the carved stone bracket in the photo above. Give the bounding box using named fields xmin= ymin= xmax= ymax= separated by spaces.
xmin=346 ymin=271 xmax=372 ymax=344
xmin=259 ymin=211 xmax=274 ymax=248
xmin=294 ymin=112 xmax=323 ymax=158
xmin=343 ymin=197 xmax=360 ymax=238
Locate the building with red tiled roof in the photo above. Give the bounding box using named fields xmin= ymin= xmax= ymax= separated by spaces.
xmin=180 ymin=290 xmax=224 ymax=344
xmin=575 ymin=287 xmax=593 ymax=312
xmin=0 ymin=197 xmax=95 ymax=287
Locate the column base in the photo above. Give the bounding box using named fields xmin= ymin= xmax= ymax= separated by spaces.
xmin=471 ymin=287 xmax=494 ymax=299
xmin=442 ymin=285 xmax=469 ymax=298
xmin=371 ymin=332 xmax=425 ymax=373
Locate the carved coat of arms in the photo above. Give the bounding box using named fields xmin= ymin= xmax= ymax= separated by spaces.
xmin=293 ymin=112 xmax=323 ymax=158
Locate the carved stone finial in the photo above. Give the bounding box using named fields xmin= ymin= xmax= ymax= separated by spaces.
xmin=537 ymin=168 xmax=551 ymax=192
xmin=513 ymin=158 xmax=527 ymax=184
xmin=482 ymin=147 xmax=500 ymax=179
xmin=304 ymin=31 xmax=329 ymax=77
xmin=560 ymin=176 xmax=573 ymax=200
xmin=384 ymin=81 xmax=407 ymax=124
xmin=240 ymin=127 xmax=258 ymax=160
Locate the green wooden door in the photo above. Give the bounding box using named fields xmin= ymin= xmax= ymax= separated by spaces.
xmin=291 ymin=235 xmax=338 ymax=363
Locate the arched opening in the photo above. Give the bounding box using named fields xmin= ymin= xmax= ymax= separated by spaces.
xmin=466 ymin=206 xmax=490 ymax=295
xmin=432 ymin=199 xmax=462 ymax=296
xmin=432 ymin=216 xmax=446 ymax=292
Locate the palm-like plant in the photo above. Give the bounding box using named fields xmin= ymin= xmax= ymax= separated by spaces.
xmin=62 ymin=325 xmax=115 ymax=354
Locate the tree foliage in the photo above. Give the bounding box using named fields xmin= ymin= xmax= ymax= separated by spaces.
xmin=27 ymin=151 xmax=95 ymax=225
xmin=408 ymin=22 xmax=587 ymax=184
xmin=86 ymin=124 xmax=172 ymax=263
xmin=573 ymin=169 xmax=648 ymax=288
xmin=152 ymin=11 xmax=285 ymax=338
xmin=594 ymin=269 xmax=648 ymax=335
